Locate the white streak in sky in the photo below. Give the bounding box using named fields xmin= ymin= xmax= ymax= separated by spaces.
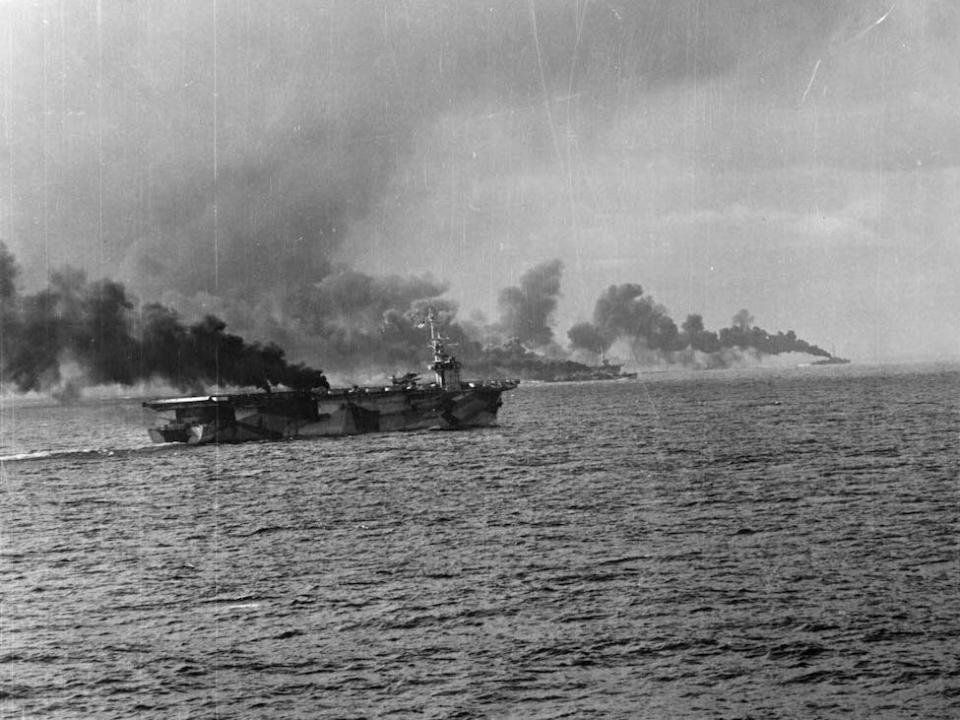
xmin=800 ymin=58 xmax=822 ymax=105
xmin=802 ymin=4 xmax=896 ymax=104
xmin=851 ymin=3 xmax=896 ymax=42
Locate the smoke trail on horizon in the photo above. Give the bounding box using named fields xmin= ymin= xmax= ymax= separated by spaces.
xmin=568 ymin=281 xmax=832 ymax=363
xmin=0 ymin=245 xmax=839 ymax=396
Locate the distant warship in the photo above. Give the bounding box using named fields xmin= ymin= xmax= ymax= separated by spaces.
xmin=144 ymin=310 xmax=518 ymax=445
xmin=810 ymin=356 xmax=851 ymax=366
xmin=542 ymin=359 xmax=637 ymax=383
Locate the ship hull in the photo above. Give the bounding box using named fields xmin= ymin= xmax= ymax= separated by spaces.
xmin=143 ymin=382 xmax=515 ymax=445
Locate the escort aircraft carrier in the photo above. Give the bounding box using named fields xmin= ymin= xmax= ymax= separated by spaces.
xmin=144 ymin=311 xmax=518 ymax=445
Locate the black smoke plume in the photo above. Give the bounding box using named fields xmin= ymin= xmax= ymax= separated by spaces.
xmin=4 ymin=2 xmax=915 ymax=371
xmin=0 ymin=244 xmax=328 ymax=394
xmin=280 ymin=270 xmax=477 ymax=373
xmin=0 ymin=243 xmax=483 ymax=395
xmin=715 ymin=309 xmax=831 ymax=358
xmin=569 ymin=284 xmax=833 ymax=362
xmin=497 ymin=260 xmax=564 ymax=348
xmin=591 ymin=284 xmax=681 ymax=352
xmin=0 ymin=241 xmax=843 ymax=395
xmin=566 ymin=321 xmax=611 ymax=357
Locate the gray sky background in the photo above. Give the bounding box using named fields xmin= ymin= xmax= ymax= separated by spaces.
xmin=2 ymin=0 xmax=958 ymax=362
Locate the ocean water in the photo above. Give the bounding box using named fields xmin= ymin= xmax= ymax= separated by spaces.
xmin=1 ymin=363 xmax=958 ymax=719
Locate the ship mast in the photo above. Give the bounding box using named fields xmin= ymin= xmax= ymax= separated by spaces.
xmin=424 ymin=308 xmax=461 ymax=390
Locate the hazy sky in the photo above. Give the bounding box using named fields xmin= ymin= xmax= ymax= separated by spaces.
xmin=2 ymin=0 xmax=958 ymax=362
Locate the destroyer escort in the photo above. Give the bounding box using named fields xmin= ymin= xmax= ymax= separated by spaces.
xmin=144 ymin=310 xmax=518 ymax=445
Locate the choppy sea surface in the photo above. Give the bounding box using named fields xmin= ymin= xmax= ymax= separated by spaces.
xmin=1 ymin=363 xmax=958 ymax=719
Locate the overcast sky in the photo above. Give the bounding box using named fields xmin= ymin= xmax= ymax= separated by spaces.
xmin=2 ymin=0 xmax=958 ymax=362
